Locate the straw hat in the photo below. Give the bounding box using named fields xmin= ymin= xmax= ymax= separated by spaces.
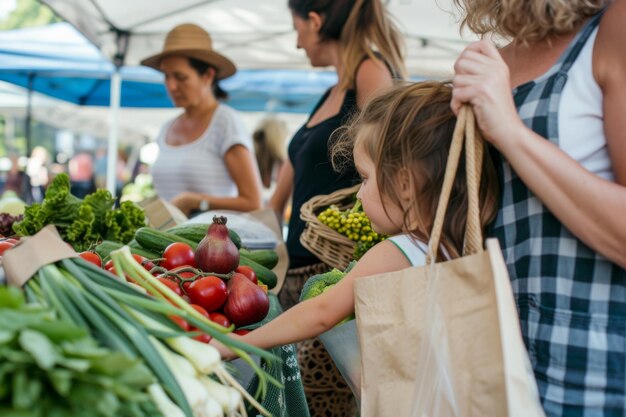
xmin=141 ymin=23 xmax=236 ymax=80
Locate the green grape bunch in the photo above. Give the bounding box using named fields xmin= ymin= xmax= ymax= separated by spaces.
xmin=317 ymin=199 xmax=386 ymax=260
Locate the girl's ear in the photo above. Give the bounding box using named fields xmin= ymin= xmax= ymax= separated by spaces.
xmin=397 ymin=168 xmax=412 ymax=202
xmin=307 ymin=11 xmax=323 ymax=32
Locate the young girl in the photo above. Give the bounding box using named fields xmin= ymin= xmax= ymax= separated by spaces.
xmin=215 ymin=80 xmax=499 ymax=382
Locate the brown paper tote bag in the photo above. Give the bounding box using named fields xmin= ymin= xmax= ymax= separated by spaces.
xmin=354 ymin=106 xmax=545 ymax=417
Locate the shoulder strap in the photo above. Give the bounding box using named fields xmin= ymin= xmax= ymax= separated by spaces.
xmin=558 ymin=10 xmax=605 ymax=74
xmin=388 ymin=235 xmax=428 ymax=266
xmin=352 ymin=52 xmax=399 ymax=106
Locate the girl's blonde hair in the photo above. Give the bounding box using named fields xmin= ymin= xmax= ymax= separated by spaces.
xmin=334 ymin=81 xmax=499 ymax=259
xmin=288 ymin=0 xmax=407 ymax=90
xmin=454 ymin=0 xmax=610 ymax=43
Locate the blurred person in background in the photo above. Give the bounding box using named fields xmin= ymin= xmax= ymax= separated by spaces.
xmin=68 ymin=152 xmax=95 ymax=198
xmin=26 ymin=146 xmax=49 ymax=202
xmin=3 ymin=153 xmax=31 ymax=203
xmin=252 ymin=117 xmax=288 ymax=202
xmin=141 ymin=23 xmax=261 ymax=216
xmin=94 ymin=148 xmax=130 ymax=196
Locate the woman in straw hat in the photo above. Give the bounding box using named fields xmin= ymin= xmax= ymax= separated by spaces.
xmin=142 ymin=23 xmax=261 ymax=215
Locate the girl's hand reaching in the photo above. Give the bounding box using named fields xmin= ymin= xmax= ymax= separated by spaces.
xmin=451 ymin=40 xmax=527 ymax=150
xmin=211 ymin=336 xmax=239 ymax=361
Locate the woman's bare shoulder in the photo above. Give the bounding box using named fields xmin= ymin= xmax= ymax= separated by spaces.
xmin=594 ymin=0 xmax=626 ymax=84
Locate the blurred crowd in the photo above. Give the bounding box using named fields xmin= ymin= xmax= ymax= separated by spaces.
xmin=0 ymin=145 xmax=135 ymax=201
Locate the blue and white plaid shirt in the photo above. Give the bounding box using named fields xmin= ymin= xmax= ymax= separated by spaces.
xmin=490 ymin=11 xmax=626 ymax=417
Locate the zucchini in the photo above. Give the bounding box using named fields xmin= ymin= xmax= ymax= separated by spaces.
xmin=239 ymin=255 xmax=278 ymax=289
xmin=95 ymin=240 xmax=160 ymax=260
xmin=166 ymin=223 xmax=242 ymax=249
xmin=239 ymin=248 xmax=278 ymax=270
xmin=134 ymin=227 xmax=199 ymax=252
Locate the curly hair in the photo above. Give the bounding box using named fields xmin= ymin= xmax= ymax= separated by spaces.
xmin=454 ymin=0 xmax=610 ymax=43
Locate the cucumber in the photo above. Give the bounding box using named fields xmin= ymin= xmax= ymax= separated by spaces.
xmin=239 ymin=248 xmax=279 ymax=270
xmin=239 ymin=255 xmax=278 ymax=289
xmin=166 ymin=223 xmax=242 ymax=249
xmin=134 ymin=227 xmax=199 ymax=252
xmin=95 ymin=240 xmax=160 ymax=260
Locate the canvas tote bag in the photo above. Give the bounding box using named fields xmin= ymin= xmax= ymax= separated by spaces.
xmin=354 ymin=106 xmax=545 ymax=417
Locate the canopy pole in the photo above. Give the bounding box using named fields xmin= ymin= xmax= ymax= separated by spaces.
xmin=106 ymin=69 xmax=121 ymax=196
xmin=25 ymin=73 xmax=35 ymax=157
xmin=105 ymin=29 xmax=129 ymax=197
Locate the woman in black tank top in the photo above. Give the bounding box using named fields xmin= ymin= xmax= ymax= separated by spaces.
xmin=267 ymin=0 xmax=406 ymax=415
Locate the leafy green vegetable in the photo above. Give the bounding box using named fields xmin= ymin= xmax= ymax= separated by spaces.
xmin=0 ymin=286 xmax=161 ymax=417
xmin=12 ymin=173 xmax=146 ymax=251
xmin=299 ymin=261 xmax=357 ymax=302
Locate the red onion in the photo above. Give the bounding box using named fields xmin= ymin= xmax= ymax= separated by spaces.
xmin=223 ymin=273 xmax=270 ymax=327
xmin=194 ymin=216 xmax=240 ymax=274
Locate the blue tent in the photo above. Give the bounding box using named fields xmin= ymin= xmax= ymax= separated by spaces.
xmin=0 ymin=23 xmax=335 ymax=194
xmin=0 ymin=23 xmax=336 ymax=112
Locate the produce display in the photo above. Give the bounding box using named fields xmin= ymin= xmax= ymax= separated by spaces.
xmin=317 ymin=200 xmax=386 ymax=259
xmin=94 ymin=216 xmax=277 ymax=334
xmin=300 ymin=262 xmax=356 ymax=324
xmin=12 ymin=173 xmax=145 ymax=251
xmin=1 ymin=177 xmax=291 ymax=416
xmin=0 ymin=287 xmax=161 ymax=417
xmin=0 ymin=213 xmax=23 ymax=237
xmin=5 ymin=239 xmax=279 ymax=417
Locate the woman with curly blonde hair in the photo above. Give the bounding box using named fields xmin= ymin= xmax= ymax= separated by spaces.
xmin=451 ymin=0 xmax=626 ymax=416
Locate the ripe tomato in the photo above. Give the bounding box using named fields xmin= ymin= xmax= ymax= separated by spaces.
xmin=79 ymin=251 xmax=102 ymax=267
xmin=233 ymin=329 xmax=251 ymax=336
xmin=209 ymin=312 xmax=231 ymax=328
xmin=0 ymin=241 xmax=16 ymax=256
xmin=187 ymin=276 xmax=228 ymax=312
xmin=170 ymin=266 xmax=199 ymax=292
xmin=190 ymin=304 xmax=211 ymax=319
xmin=191 ymin=330 xmax=212 ymax=344
xmin=157 ymin=277 xmax=183 ymax=296
xmin=105 ymin=266 xmax=136 ymax=284
xmin=104 ymin=259 xmax=114 ymax=270
xmin=161 ymin=242 xmax=196 ymax=270
xmin=235 ymin=266 xmax=257 ymax=284
xmin=132 ymin=254 xmax=155 ymax=271
xmin=169 ymin=315 xmax=189 ymax=331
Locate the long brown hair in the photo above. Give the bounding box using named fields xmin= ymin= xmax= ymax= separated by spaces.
xmin=334 ymin=81 xmax=499 ymax=259
xmin=288 ymin=0 xmax=407 ymax=90
xmin=453 ymin=0 xmax=609 ymax=43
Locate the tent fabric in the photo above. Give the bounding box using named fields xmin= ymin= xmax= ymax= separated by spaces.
xmin=42 ymin=0 xmax=477 ymax=77
xmin=0 ymin=23 xmax=337 ymax=113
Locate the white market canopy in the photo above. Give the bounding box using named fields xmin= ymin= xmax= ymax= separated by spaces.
xmin=42 ymin=0 xmax=477 ymax=77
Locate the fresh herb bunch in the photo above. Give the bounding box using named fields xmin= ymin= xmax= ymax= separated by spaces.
xmin=317 ymin=200 xmax=386 ymax=260
xmin=12 ymin=173 xmax=146 ymax=251
xmin=0 ymin=286 xmax=162 ymax=417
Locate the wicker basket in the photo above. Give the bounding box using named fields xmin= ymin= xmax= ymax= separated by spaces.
xmin=299 ymin=184 xmax=360 ymax=270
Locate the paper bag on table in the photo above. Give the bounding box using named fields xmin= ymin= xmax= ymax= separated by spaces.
xmin=139 ymin=197 xmax=188 ymax=230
